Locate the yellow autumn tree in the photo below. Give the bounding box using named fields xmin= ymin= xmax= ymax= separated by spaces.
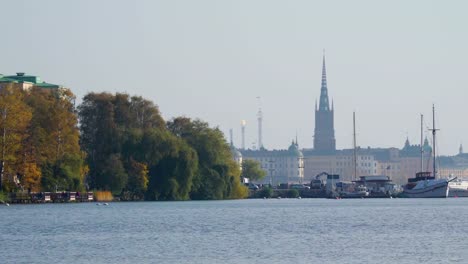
xmin=20 ymin=162 xmax=42 ymax=192
xmin=25 ymin=87 xmax=84 ymax=191
xmin=0 ymin=85 xmax=32 ymax=191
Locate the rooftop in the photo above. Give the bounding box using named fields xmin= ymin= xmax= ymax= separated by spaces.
xmin=0 ymin=72 xmax=61 ymax=88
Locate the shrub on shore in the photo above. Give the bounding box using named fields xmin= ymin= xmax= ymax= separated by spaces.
xmin=0 ymin=191 xmax=8 ymax=202
xmin=287 ymin=189 xmax=300 ymax=198
xmin=95 ymin=191 xmax=113 ymax=202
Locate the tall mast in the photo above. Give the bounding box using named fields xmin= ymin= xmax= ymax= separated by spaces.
xmin=420 ymin=114 xmax=424 ymax=173
xmin=353 ymin=111 xmax=357 ymax=180
xmin=431 ymin=104 xmax=438 ymax=178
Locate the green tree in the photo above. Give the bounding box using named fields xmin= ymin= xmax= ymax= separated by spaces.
xmin=167 ymin=117 xmax=247 ymax=200
xmin=98 ymin=154 xmax=127 ymax=193
xmin=241 ymin=159 xmax=266 ymax=182
xmin=126 ymin=159 xmax=149 ymax=198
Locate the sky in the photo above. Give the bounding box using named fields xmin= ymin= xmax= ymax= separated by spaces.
xmin=1 ymin=0 xmax=467 ymax=155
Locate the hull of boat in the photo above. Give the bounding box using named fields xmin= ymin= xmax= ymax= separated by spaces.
xmin=403 ymin=182 xmax=449 ymax=198
xmin=340 ymin=192 xmax=369 ymax=199
xmin=448 ymin=180 xmax=468 ymax=197
xmin=448 ymin=188 xmax=468 ymax=197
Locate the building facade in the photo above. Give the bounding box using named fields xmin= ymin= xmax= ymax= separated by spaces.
xmin=0 ymin=72 xmax=62 ymax=91
xmin=241 ymin=141 xmax=304 ymax=185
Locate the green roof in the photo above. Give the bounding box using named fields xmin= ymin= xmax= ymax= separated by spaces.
xmin=34 ymin=82 xmax=60 ymax=88
xmin=0 ymin=73 xmax=61 ymax=89
xmin=0 ymin=77 xmax=19 ymax=83
xmin=6 ymin=74 xmax=41 ymax=84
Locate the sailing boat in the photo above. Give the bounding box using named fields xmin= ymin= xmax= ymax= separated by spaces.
xmin=403 ymin=105 xmax=450 ymax=198
xmin=339 ymin=112 xmax=369 ymax=198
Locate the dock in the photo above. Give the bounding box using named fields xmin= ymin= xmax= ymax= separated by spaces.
xmin=7 ymin=192 xmax=94 ymax=204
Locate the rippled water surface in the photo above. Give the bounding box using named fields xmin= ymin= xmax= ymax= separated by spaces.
xmin=1 ymin=199 xmax=468 ymax=264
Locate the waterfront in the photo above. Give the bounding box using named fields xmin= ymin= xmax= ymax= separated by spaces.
xmin=1 ymin=199 xmax=468 ymax=264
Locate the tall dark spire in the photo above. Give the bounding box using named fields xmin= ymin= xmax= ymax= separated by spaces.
xmin=314 ymin=50 xmax=335 ymax=154
xmin=319 ymin=52 xmax=330 ymax=111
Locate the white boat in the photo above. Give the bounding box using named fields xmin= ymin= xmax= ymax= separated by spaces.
xmin=402 ymin=106 xmax=449 ymax=198
xmin=448 ymin=178 xmax=468 ymax=197
xmin=340 ymin=185 xmax=369 ymax=198
xmin=403 ymin=178 xmax=449 ymax=198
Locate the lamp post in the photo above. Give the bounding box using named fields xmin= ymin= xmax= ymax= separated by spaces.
xmin=268 ymin=159 xmax=275 ymax=187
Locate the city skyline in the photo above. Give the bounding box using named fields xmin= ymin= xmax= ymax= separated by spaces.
xmin=1 ymin=1 xmax=467 ymax=155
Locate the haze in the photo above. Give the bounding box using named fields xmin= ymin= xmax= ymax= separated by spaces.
xmin=1 ymin=0 xmax=467 ymax=155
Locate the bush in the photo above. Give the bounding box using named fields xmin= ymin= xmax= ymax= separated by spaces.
xmin=94 ymin=191 xmax=113 ymax=202
xmin=0 ymin=191 xmax=8 ymax=202
xmin=258 ymin=187 xmax=273 ymax=198
xmin=287 ymin=189 xmax=300 ymax=198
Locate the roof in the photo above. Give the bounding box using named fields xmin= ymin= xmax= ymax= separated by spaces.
xmin=0 ymin=73 xmax=61 ymax=89
xmin=34 ymin=82 xmax=60 ymax=88
xmin=0 ymin=77 xmax=19 ymax=83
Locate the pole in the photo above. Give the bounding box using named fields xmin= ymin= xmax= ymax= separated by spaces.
xmin=432 ymin=105 xmax=437 ymax=178
xmin=420 ymin=114 xmax=424 ymax=173
xmin=353 ymin=112 xmax=357 ymax=180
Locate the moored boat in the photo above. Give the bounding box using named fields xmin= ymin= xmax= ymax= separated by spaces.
xmin=402 ymin=106 xmax=449 ymax=198
xmin=448 ymin=178 xmax=468 ymax=197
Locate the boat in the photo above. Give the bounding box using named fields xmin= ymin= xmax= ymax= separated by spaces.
xmin=448 ymin=178 xmax=468 ymax=197
xmin=337 ymin=112 xmax=371 ymax=199
xmin=402 ymin=106 xmax=450 ymax=198
xmin=340 ymin=185 xmax=369 ymax=198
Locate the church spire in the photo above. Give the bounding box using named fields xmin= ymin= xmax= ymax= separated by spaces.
xmin=319 ymin=51 xmax=330 ymax=111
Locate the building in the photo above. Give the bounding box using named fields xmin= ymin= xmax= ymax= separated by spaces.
xmin=0 ymin=72 xmax=62 ymax=91
xmin=303 ymin=148 xmax=378 ymax=182
xmin=313 ymin=54 xmax=336 ymax=154
xmin=241 ymin=140 xmax=304 ymax=185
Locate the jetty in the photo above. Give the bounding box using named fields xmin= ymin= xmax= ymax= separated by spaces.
xmin=7 ymin=192 xmax=94 ymax=204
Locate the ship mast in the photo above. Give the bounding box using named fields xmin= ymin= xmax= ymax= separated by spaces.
xmin=353 ymin=111 xmax=357 ymax=180
xmin=431 ymin=105 xmax=438 ymax=178
xmin=420 ymin=114 xmax=424 ymax=173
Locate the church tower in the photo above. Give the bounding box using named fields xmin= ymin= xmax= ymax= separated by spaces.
xmin=314 ymin=53 xmax=336 ymax=154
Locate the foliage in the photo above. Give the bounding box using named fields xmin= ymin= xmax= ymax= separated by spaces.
xmin=287 ymin=189 xmax=300 ymax=198
xmin=0 ymin=85 xmax=85 ymax=192
xmin=0 ymin=191 xmax=8 ymax=202
xmin=78 ymin=93 xmax=247 ymax=200
xmin=0 ymin=85 xmax=32 ymax=191
xmin=258 ymin=187 xmax=273 ymax=198
xmin=78 ymin=93 xmax=199 ymax=200
xmin=168 ymin=117 xmax=248 ymax=200
xmin=126 ymin=159 xmax=149 ymax=197
xmin=241 ymin=159 xmax=267 ymax=181
xmin=94 ymin=191 xmax=113 ymax=202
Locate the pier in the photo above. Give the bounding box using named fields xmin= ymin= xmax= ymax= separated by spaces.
xmin=7 ymin=192 xmax=94 ymax=204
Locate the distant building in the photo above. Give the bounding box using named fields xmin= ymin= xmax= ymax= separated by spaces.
xmin=313 ymin=54 xmax=336 ymax=155
xmin=303 ymin=148 xmax=377 ymax=182
xmin=241 ymin=140 xmax=304 ymax=185
xmin=0 ymin=72 xmax=62 ymax=91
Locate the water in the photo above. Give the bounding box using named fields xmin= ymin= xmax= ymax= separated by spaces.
xmin=1 ymin=199 xmax=468 ymax=264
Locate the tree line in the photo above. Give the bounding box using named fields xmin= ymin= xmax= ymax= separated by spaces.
xmin=0 ymin=87 xmax=248 ymax=200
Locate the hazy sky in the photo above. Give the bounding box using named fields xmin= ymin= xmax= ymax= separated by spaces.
xmin=1 ymin=0 xmax=467 ymax=155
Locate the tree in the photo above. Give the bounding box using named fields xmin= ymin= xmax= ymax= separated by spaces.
xmin=25 ymin=87 xmax=84 ymax=191
xmin=98 ymin=154 xmax=127 ymax=193
xmin=0 ymin=86 xmax=32 ymax=191
xmin=126 ymin=159 xmax=149 ymax=198
xmin=241 ymin=159 xmax=266 ymax=182
xmin=168 ymin=117 xmax=247 ymax=200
